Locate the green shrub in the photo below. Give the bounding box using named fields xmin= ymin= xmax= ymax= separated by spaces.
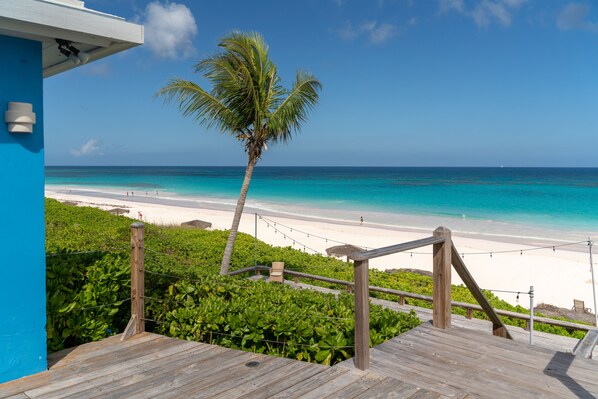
xmin=146 ymin=276 xmax=420 ymax=365
xmin=46 ymin=252 xmax=129 ymax=351
xmin=45 ymin=197 xmax=590 ymax=353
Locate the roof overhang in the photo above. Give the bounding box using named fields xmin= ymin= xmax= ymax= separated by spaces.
xmin=0 ymin=0 xmax=144 ymax=78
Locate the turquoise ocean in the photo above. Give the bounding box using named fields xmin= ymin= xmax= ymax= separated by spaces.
xmin=45 ymin=167 xmax=598 ymax=240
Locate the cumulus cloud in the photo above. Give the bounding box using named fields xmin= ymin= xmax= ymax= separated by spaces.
xmin=439 ymin=0 xmax=465 ymax=14
xmin=141 ymin=1 xmax=198 ymax=59
xmin=336 ymin=20 xmax=397 ymax=44
xmin=557 ymin=3 xmax=598 ymax=32
xmin=440 ymin=0 xmax=527 ymax=28
xmin=71 ymin=139 xmax=101 ymax=157
xmin=337 ymin=21 xmax=359 ymax=40
xmin=363 ymin=21 xmax=397 ymax=43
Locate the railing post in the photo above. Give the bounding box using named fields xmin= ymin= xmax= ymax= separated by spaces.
xmin=529 ymin=286 xmax=534 ymax=345
xmin=131 ymin=222 xmax=145 ymax=334
xmin=354 ymin=259 xmax=370 ymax=370
xmin=466 ymin=308 xmax=473 ymax=319
xmin=433 ymin=227 xmax=452 ymax=330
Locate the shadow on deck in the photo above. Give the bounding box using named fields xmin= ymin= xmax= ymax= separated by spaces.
xmin=339 ymin=322 xmax=598 ymax=399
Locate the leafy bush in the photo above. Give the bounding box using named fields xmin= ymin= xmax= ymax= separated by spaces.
xmin=146 ymin=276 xmax=420 ymax=365
xmin=46 ymin=252 xmax=129 ymax=351
xmin=45 ymin=198 xmax=590 ymax=352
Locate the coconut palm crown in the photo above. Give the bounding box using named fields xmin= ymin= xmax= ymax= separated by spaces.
xmin=157 ymin=31 xmax=321 ymax=275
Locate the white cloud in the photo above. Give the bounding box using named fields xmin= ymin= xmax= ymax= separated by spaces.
xmin=141 ymin=2 xmax=198 ymax=59
xmin=472 ymin=1 xmax=511 ymax=27
xmin=336 ymin=20 xmax=397 ymax=44
xmin=337 ymin=21 xmax=358 ymax=40
xmin=71 ymin=139 xmax=101 ymax=157
xmin=439 ymin=0 xmax=465 ymax=14
xmin=440 ymin=0 xmax=526 ymax=28
xmin=363 ymin=21 xmax=396 ymax=44
xmin=557 ymin=3 xmax=598 ymax=32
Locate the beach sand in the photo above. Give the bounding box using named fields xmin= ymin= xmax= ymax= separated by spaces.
xmin=45 ymin=187 xmax=597 ymax=312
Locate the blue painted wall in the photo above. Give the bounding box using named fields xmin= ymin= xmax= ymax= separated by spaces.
xmin=0 ymin=36 xmax=46 ymax=383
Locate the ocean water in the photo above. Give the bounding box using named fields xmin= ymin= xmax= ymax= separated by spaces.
xmin=45 ymin=166 xmax=598 ymax=239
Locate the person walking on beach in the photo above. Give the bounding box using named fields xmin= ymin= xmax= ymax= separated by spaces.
xmin=360 ymin=216 xmax=363 ymax=225
xmin=138 ymin=211 xmax=143 ymax=221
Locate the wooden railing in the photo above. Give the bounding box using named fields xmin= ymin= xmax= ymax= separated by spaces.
xmin=122 ymin=222 xmax=145 ymax=340
xmin=123 ymin=223 xmax=595 ymax=369
xmin=231 ymin=266 xmax=594 ymax=333
xmin=348 ymin=226 xmax=512 ymax=369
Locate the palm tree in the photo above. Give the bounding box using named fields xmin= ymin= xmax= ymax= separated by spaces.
xmin=157 ymin=31 xmax=321 ymax=275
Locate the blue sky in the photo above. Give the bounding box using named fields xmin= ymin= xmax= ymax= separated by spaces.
xmin=44 ymin=0 xmax=598 ymax=167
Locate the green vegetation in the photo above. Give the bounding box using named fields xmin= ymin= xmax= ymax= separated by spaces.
xmin=45 ymin=198 xmax=588 ymax=359
xmin=45 ymin=199 xmax=418 ymax=364
xmin=157 ymin=31 xmax=321 ymax=275
xmin=148 ymin=277 xmax=418 ymax=365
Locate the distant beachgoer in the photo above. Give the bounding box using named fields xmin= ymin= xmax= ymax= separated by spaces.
xmin=146 ymin=191 xmax=148 ymax=195
xmin=126 ymin=192 xmax=129 ymax=196
xmin=360 ymin=216 xmax=363 ymax=225
xmin=156 ymin=191 xmax=158 ymax=195
xmin=132 ymin=191 xmax=134 ymax=196
xmin=138 ymin=211 xmax=143 ymax=221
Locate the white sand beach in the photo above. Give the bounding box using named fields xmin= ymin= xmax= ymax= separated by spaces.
xmin=45 ymin=186 xmax=597 ymax=312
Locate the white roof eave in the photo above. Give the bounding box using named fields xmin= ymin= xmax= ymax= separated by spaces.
xmin=0 ymin=0 xmax=144 ymax=78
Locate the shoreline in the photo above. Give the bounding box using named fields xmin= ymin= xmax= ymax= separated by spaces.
xmin=45 ymin=185 xmax=597 ymax=312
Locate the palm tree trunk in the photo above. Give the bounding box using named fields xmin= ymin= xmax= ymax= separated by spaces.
xmin=220 ymin=155 xmax=257 ymax=275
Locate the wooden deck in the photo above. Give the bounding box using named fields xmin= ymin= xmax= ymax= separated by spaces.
xmin=2 ymin=321 xmax=598 ymax=398
xmin=3 ymin=278 xmax=597 ymax=398
xmin=0 ymin=332 xmax=448 ymax=399
xmin=340 ymin=322 xmax=598 ymax=398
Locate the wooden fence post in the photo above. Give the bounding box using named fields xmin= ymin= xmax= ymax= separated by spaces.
xmin=121 ymin=222 xmax=145 ymax=341
xmin=131 ymin=222 xmax=145 ymax=334
xmin=354 ymin=259 xmax=370 ymax=370
xmin=433 ymin=226 xmax=452 ymax=330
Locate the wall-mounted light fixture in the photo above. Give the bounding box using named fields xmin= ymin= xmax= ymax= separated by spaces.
xmin=56 ymin=39 xmax=90 ymax=65
xmin=5 ymin=102 xmax=36 ymax=134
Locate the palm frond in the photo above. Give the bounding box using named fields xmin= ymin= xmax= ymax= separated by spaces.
xmin=157 ymin=31 xmax=321 ymax=149
xmin=156 ymin=78 xmax=242 ymax=134
xmin=266 ymin=70 xmax=322 ymax=143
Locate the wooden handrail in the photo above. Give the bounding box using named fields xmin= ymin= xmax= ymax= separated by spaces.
xmin=572 ymin=329 xmax=598 ymax=358
xmin=451 ymin=245 xmax=512 ymax=339
xmin=350 ymin=236 xmax=445 ymax=261
xmin=232 ymin=265 xmax=594 ymax=332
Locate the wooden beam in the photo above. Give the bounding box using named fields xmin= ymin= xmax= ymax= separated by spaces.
xmin=354 ymin=259 xmax=370 ymax=370
xmin=120 ymin=315 xmax=136 ymax=342
xmin=451 ymin=245 xmax=513 ymax=340
xmin=433 ymin=227 xmax=452 ymax=330
xmin=130 ymin=222 xmax=145 ymax=335
xmin=572 ymin=329 xmax=598 ymax=359
xmin=350 ymin=236 xmax=445 ymax=261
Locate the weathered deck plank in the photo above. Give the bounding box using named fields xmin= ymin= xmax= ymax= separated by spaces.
xmin=344 ymin=322 xmax=598 ymax=399
xmin=0 ymin=333 xmax=436 ymax=399
xmin=3 ymin=320 xmax=598 ymax=399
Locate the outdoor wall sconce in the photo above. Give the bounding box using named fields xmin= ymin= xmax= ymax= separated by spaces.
xmin=5 ymin=102 xmax=36 ymax=133
xmin=56 ymin=39 xmax=90 ymax=65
